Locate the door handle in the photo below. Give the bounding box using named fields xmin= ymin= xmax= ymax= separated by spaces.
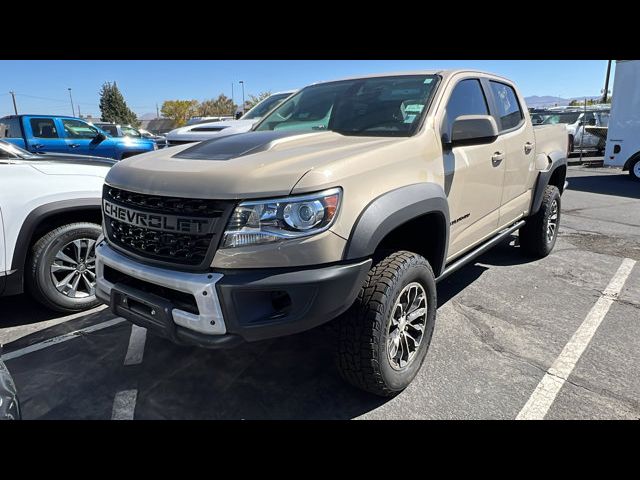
xmin=69 ymin=143 xmax=80 ymax=149
xmin=524 ymin=142 xmax=534 ymax=154
xmin=491 ymin=152 xmax=504 ymax=166
xmin=32 ymin=143 xmax=43 ymax=149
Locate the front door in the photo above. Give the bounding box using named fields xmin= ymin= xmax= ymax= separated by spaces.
xmin=59 ymin=118 xmax=117 ymax=159
xmin=441 ymin=78 xmax=506 ymax=259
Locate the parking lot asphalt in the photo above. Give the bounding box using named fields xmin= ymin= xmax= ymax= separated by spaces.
xmin=1 ymin=164 xmax=639 ymax=420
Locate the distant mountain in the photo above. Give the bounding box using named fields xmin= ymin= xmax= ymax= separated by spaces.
xmin=138 ymin=112 xmax=158 ymax=120
xmin=524 ymin=95 xmax=601 ymax=108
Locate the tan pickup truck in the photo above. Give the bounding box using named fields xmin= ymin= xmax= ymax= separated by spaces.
xmin=95 ymin=70 xmax=568 ymax=396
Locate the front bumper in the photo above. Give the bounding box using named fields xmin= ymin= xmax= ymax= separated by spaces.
xmin=96 ymin=241 xmax=371 ymax=347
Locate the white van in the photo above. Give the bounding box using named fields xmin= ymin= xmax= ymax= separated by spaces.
xmin=604 ymin=60 xmax=640 ymax=181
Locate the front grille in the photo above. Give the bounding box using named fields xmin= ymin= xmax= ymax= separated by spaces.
xmin=103 ymin=185 xmax=234 ymax=269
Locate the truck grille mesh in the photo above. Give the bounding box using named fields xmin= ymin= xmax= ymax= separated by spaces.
xmin=103 ymin=186 xmax=234 ymax=269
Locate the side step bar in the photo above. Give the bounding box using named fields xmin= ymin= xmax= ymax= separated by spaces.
xmin=436 ymin=220 xmax=526 ymax=283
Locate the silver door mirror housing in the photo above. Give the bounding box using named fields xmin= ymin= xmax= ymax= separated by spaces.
xmin=450 ymin=115 xmax=499 ymax=147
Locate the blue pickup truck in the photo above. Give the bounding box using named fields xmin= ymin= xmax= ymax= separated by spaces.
xmin=0 ymin=115 xmax=156 ymax=160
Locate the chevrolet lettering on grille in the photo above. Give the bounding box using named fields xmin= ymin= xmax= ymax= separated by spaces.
xmin=103 ymin=200 xmax=215 ymax=234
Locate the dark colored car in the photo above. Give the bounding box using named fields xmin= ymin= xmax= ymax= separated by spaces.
xmin=0 ymin=355 xmax=20 ymax=420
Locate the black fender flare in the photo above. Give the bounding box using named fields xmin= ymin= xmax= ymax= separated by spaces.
xmin=530 ymin=151 xmax=567 ymax=216
xmin=5 ymin=198 xmax=102 ymax=296
xmin=343 ymin=183 xmax=450 ymax=277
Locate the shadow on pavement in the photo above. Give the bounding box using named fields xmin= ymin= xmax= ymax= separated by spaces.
xmin=567 ymin=173 xmax=640 ymax=200
xmin=7 ymin=238 xmax=537 ymax=420
xmin=0 ymin=294 xmax=64 ymax=328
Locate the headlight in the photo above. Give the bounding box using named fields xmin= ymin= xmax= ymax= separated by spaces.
xmin=222 ymin=188 xmax=341 ymax=248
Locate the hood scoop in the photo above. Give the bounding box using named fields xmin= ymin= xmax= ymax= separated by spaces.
xmin=172 ymin=130 xmax=306 ymax=161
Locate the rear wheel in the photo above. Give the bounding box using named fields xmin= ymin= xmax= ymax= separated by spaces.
xmin=630 ymin=158 xmax=640 ymax=182
xmin=335 ymin=251 xmax=437 ymax=397
xmin=26 ymin=222 xmax=102 ymax=313
xmin=519 ymin=185 xmax=561 ymax=258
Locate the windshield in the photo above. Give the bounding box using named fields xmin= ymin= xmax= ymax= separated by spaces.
xmin=541 ymin=112 xmax=581 ymax=125
xmin=254 ymin=75 xmax=439 ymax=137
xmin=0 ymin=139 xmax=36 ymax=158
xmin=242 ymin=93 xmax=293 ymax=120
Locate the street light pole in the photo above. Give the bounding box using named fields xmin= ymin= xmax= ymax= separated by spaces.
xmin=68 ymin=88 xmax=76 ymax=117
xmin=9 ymin=91 xmax=18 ymax=114
xmin=239 ymin=80 xmax=245 ymax=114
xmin=602 ymin=60 xmax=612 ymax=103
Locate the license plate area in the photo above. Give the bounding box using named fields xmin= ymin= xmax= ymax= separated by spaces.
xmin=110 ymin=283 xmax=177 ymax=340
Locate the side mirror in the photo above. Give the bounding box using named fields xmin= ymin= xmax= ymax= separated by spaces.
xmin=448 ymin=115 xmax=499 ymax=147
xmin=93 ymin=132 xmax=107 ymax=143
xmin=235 ymin=111 xmax=244 ymax=120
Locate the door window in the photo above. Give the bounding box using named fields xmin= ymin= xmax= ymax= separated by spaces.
xmin=30 ymin=118 xmax=59 ymax=138
xmin=444 ymin=79 xmax=489 ymax=139
xmin=62 ymin=119 xmax=99 ymax=139
xmin=489 ymin=81 xmax=524 ymax=131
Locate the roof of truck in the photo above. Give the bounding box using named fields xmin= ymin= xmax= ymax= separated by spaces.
xmin=313 ymin=69 xmax=515 ymax=84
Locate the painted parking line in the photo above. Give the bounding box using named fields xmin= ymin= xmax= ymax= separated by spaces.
xmin=111 ymin=389 xmax=138 ymax=420
xmin=1 ymin=305 xmax=108 ymax=345
xmin=517 ymin=258 xmax=636 ymax=420
xmin=1 ymin=317 xmax=126 ymax=361
xmin=123 ymin=325 xmax=147 ymax=366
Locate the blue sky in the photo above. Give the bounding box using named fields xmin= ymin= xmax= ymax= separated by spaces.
xmin=0 ymin=60 xmax=613 ymax=118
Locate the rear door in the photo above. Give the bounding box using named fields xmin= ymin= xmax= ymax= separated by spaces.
xmin=59 ymin=118 xmax=117 ymax=158
xmin=440 ymin=76 xmax=506 ymax=259
xmin=485 ymin=80 xmax=536 ymax=227
xmin=24 ymin=117 xmax=69 ymax=154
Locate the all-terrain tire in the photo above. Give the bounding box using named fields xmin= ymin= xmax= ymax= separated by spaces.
xmin=335 ymin=251 xmax=437 ymax=397
xmin=26 ymin=222 xmax=102 ymax=313
xmin=519 ymin=185 xmax=561 ymax=258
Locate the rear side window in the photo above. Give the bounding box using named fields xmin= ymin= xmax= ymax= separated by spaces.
xmin=0 ymin=117 xmax=21 ymax=138
xmin=489 ymin=81 xmax=523 ymax=131
xmin=444 ymin=79 xmax=489 ymax=138
xmin=30 ymin=118 xmax=59 ymax=138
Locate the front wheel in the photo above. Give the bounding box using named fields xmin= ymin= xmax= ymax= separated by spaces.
xmin=335 ymin=251 xmax=437 ymax=397
xmin=26 ymin=222 xmax=102 ymax=313
xmin=519 ymin=185 xmax=561 ymax=258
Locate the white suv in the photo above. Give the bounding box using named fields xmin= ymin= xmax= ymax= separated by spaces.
xmin=166 ymin=91 xmax=296 ymax=146
xmin=0 ymin=140 xmax=113 ymax=312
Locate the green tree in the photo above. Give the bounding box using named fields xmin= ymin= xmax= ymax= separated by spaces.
xmin=161 ymin=100 xmax=199 ymax=127
xmin=244 ymin=91 xmax=271 ymax=111
xmin=196 ymin=94 xmax=236 ymax=116
xmin=99 ymin=82 xmax=140 ymax=127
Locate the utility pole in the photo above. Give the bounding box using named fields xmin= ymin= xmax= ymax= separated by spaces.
xmin=231 ymin=82 xmax=235 ymax=109
xmin=156 ymin=103 xmax=160 ymax=119
xmin=78 ymin=104 xmax=81 ymax=118
xmin=602 ymin=60 xmax=612 ymax=103
xmin=68 ymin=88 xmax=76 ymax=116
xmin=9 ymin=91 xmax=18 ymax=114
xmin=239 ymin=80 xmax=245 ymax=114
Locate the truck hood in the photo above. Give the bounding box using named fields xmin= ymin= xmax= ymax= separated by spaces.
xmin=23 ymin=154 xmax=114 ymax=177
xmin=106 ymin=130 xmax=405 ymax=199
xmin=166 ymin=119 xmax=257 ymax=141
xmin=24 ymin=151 xmax=117 ymax=167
